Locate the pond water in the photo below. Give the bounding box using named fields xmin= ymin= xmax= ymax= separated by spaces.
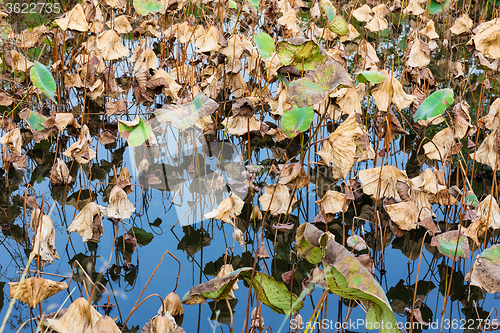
xmin=0 ymin=123 xmax=497 ymax=333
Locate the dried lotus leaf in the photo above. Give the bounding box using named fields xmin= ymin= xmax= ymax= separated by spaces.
xmin=204 ymin=192 xmax=244 ymax=226
xmin=9 ymin=277 xmax=67 ymax=308
xmin=358 ymin=165 xmax=408 ymax=200
xmin=45 ymin=297 xmax=102 ymax=333
xmin=258 ymin=184 xmax=297 ymax=216
xmin=384 ymin=200 xmax=418 ymax=230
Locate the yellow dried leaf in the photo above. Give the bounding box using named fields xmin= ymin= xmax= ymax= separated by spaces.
xmin=0 ymin=128 xmax=22 ymax=155
xmin=63 ymin=125 xmax=97 ymax=164
xmin=222 ymin=116 xmax=262 ymax=136
xmin=97 ymin=30 xmax=129 ymax=61
xmin=49 ymin=158 xmax=72 ymax=185
xmin=471 ymin=19 xmax=500 ymax=59
xmin=352 ymin=4 xmax=372 ymax=22
xmin=424 ymin=128 xmax=456 ymax=161
xmin=195 ymin=26 xmax=222 ymax=53
xmin=101 ymin=186 xmax=135 ymax=220
xmin=277 ymin=9 xmax=301 ymax=34
xmin=480 ymin=98 xmax=500 ymax=130
xmin=406 ymin=38 xmax=430 ymax=68
xmin=420 ymin=20 xmax=440 ymax=39
xmin=67 ymin=202 xmax=103 ymax=242
xmin=471 ymin=129 xmax=499 ymax=170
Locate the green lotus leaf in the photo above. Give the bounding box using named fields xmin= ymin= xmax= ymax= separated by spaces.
xmin=298 ymin=223 xmax=399 ymax=333
xmin=281 ymin=105 xmax=314 ymax=138
xmin=319 ymin=0 xmax=336 ymax=21
xmin=356 ymin=71 xmax=386 ymax=84
xmin=240 ymin=271 xmax=303 ymax=315
xmin=118 ymin=117 xmax=152 ymax=147
xmin=183 ymin=268 xmax=303 ymax=315
xmin=413 ymin=88 xmax=454 ymax=122
xmin=128 ymin=227 xmax=154 ymax=246
xmin=30 ymin=61 xmax=56 ymax=102
xmin=183 ymin=268 xmax=253 ymax=305
xmin=249 ymin=0 xmax=259 ymax=10
xmin=254 ymin=32 xmax=275 ymax=59
xmin=428 ymin=0 xmax=452 ymax=14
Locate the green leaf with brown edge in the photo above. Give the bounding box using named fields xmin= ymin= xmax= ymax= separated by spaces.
xmin=249 ymin=0 xmax=259 ymax=11
xmin=240 ymin=271 xmax=303 ymax=315
xmin=19 ymin=109 xmax=47 ymax=131
xmin=182 ymin=267 xmax=253 ymax=305
xmin=431 ymin=230 xmax=469 ymax=260
xmin=154 ymin=92 xmax=218 ymax=129
xmin=319 ymin=0 xmax=336 ymax=21
xmin=276 ymin=38 xmax=326 ymax=71
xmin=327 ymin=15 xmax=349 ymax=36
xmin=27 ymin=111 xmax=47 ymax=131
xmin=182 ymin=268 xmax=303 ymax=315
xmin=287 ymin=58 xmax=352 ymax=108
xmin=299 ymin=223 xmax=399 ymax=333
xmin=470 ymin=244 xmax=500 ymax=293
xmin=295 ymin=223 xmax=324 ymax=264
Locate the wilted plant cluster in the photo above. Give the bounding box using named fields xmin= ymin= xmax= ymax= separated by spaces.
xmin=1 ymin=0 xmax=500 ymax=331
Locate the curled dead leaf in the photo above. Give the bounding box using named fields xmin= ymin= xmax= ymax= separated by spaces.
xmin=317 ymin=113 xmax=374 ymax=179
xmin=9 ymin=277 xmax=67 ymax=308
xmin=44 ymin=297 xmax=102 ymax=333
xmin=259 ymin=184 xmax=297 ymax=216
xmin=384 ymin=199 xmax=418 ymax=230
xmin=359 ymin=165 xmax=408 ymax=200
xmin=371 ymin=70 xmax=416 ymax=111
xmin=63 ymin=125 xmax=96 ymax=164
xmin=204 ymin=192 xmax=244 ymax=226
xmin=278 ymin=163 xmax=309 ymax=189
xmin=101 ymin=186 xmax=135 ymax=219
xmin=0 ymin=128 xmax=22 ymax=155
xmin=68 ymin=202 xmax=103 ymax=242
xmin=49 ymin=159 xmax=72 ymax=185
xmin=31 ymin=215 xmax=60 ymax=266
xmin=55 ymin=4 xmax=89 ymax=32
xmin=315 ymin=190 xmax=348 ymax=221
